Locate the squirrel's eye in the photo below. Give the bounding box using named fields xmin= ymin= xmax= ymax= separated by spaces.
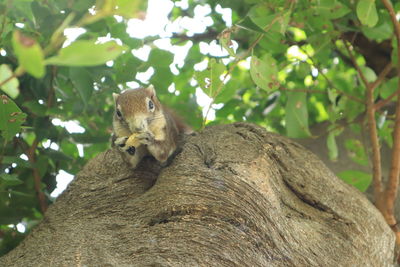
xmin=116 ymin=109 xmax=122 ymax=117
xmin=148 ymin=100 xmax=154 ymax=111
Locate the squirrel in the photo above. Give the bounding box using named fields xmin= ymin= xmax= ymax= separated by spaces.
xmin=112 ymin=86 xmax=192 ymax=168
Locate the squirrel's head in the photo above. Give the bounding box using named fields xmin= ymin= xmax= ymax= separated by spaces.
xmin=113 ymin=86 xmax=162 ymax=133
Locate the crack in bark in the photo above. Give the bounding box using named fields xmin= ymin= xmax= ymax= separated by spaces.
xmin=280 ymin=199 xmax=313 ymax=220
xmin=147 ymin=205 xmax=270 ymax=244
xmin=215 ymin=164 xmax=239 ymax=175
xmin=148 ymin=206 xmax=202 ymax=226
xmin=282 ymin=178 xmax=351 ymax=225
xmin=192 ymin=143 xmax=216 ymax=168
xmin=269 ymin=151 xmax=289 ymax=172
xmin=234 ymin=128 xmax=264 ymax=144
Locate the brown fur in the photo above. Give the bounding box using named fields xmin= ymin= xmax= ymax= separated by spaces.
xmin=112 ymin=87 xmax=191 ymax=168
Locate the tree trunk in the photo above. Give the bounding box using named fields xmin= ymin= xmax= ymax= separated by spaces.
xmin=0 ymin=123 xmax=395 ymax=266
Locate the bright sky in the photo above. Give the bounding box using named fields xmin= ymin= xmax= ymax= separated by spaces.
xmin=49 ymin=0 xmax=233 ymax=198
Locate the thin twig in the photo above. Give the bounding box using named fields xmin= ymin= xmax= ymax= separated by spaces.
xmin=0 ymin=72 xmax=17 ymax=87
xmin=299 ymin=47 xmax=364 ymax=104
xmin=343 ymin=40 xmax=370 ymax=88
xmin=375 ymin=90 xmax=397 ymax=110
xmin=371 ymin=62 xmax=393 ymax=92
xmin=366 ymin=82 xmax=384 ymax=207
xmin=27 ymin=138 xmax=48 ymax=213
xmin=372 ymin=62 xmax=394 ymax=110
xmin=343 ymin=38 xmax=384 ymax=207
xmin=17 ymin=138 xmax=48 ymax=213
xmin=0 ymin=67 xmax=25 ymax=88
xmin=46 ymin=66 xmax=57 ymax=108
xmin=381 ymin=0 xmax=400 ymax=235
xmin=278 ymin=86 xmax=328 ymax=94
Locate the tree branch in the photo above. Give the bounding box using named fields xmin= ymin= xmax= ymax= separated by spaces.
xmin=343 ymin=40 xmax=370 ymax=87
xmin=278 ymin=86 xmax=329 ymax=94
xmin=371 ymin=62 xmax=393 ymax=92
xmin=46 ymin=66 xmax=57 ymax=108
xmin=375 ymin=90 xmax=397 ymax=111
xmin=342 ymin=39 xmax=384 ymax=208
xmin=17 ymin=138 xmax=48 ymax=213
xmin=381 ymin=0 xmax=400 ymax=237
xmin=27 ymin=138 xmax=48 ymax=213
xmin=372 ymin=62 xmax=395 ymax=110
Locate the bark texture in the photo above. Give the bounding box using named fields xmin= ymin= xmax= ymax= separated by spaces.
xmin=0 ymin=123 xmax=395 ymax=266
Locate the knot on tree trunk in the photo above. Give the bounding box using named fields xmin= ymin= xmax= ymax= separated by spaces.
xmin=0 ymin=123 xmax=395 ymax=266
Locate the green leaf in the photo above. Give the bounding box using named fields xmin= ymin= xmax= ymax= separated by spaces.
xmin=285 ymin=91 xmax=311 ymax=138
xmin=258 ymin=32 xmax=287 ymax=55
xmin=45 ymin=40 xmax=128 ymax=67
xmin=34 ymin=155 xmax=48 ymax=178
xmin=71 ymin=0 xmax=96 ymax=11
xmin=0 ymin=65 xmax=19 ymax=99
xmin=392 ymin=39 xmax=398 ymax=66
xmin=237 ymin=16 xmax=267 ymax=33
xmin=360 ymin=66 xmax=377 ymax=83
xmin=327 ymin=131 xmax=338 ymax=161
xmin=60 ymin=140 xmax=79 ymax=158
xmin=2 ymin=156 xmax=31 ymax=168
xmin=343 ymin=99 xmax=365 ymax=122
xmin=148 ymin=48 xmax=174 ymax=67
xmin=296 ymin=62 xmax=310 ymax=79
xmin=69 ymin=68 xmax=93 ymax=105
xmin=380 ymin=77 xmax=398 ymax=99
xmin=12 ymin=31 xmax=45 ymax=78
xmin=338 ymin=170 xmax=372 ymax=192
xmin=13 ymin=1 xmax=36 ymax=27
xmin=362 ymin=21 xmax=392 ymax=40
xmin=113 ymin=52 xmax=141 ymax=83
xmin=214 ymin=78 xmax=238 ymax=104
xmin=0 ymin=174 xmax=23 ymax=186
xmin=22 ymin=101 xmax=47 ymax=116
xmin=356 ymin=0 xmax=378 ymax=27
xmin=344 ymin=139 xmax=369 ymax=166
xmin=0 ymin=95 xmax=27 ymax=141
xmin=308 ymin=34 xmax=332 ymax=57
xmin=150 ymin=67 xmax=173 ymax=92
xmin=315 ymin=0 xmax=351 ymax=19
xmin=248 ymin=5 xmax=290 ymax=34
xmin=379 ymin=120 xmax=393 ymax=148
xmin=115 ymin=0 xmax=147 ymax=18
xmin=194 ymin=59 xmax=225 ymax=97
xmin=250 ymin=54 xmax=279 ymax=91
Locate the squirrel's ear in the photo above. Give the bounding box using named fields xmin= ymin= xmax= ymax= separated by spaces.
xmin=112 ymin=93 xmax=120 ymax=103
xmin=146 ymin=85 xmax=156 ymax=98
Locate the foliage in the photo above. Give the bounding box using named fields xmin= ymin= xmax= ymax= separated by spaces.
xmin=1 ymin=0 xmax=399 ymax=256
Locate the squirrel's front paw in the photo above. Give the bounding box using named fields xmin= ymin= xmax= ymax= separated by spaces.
xmin=115 ymin=136 xmax=136 ymax=155
xmin=137 ymin=132 xmax=155 ymax=145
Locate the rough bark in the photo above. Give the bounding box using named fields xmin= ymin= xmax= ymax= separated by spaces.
xmin=0 ymin=123 xmax=395 ymax=266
